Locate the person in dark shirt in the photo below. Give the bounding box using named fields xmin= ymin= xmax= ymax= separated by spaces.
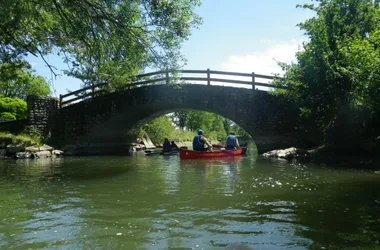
xmin=162 ymin=138 xmax=171 ymax=152
xmin=170 ymin=141 xmax=178 ymax=150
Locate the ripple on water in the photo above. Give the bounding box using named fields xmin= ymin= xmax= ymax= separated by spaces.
xmin=2 ymin=155 xmax=380 ymax=249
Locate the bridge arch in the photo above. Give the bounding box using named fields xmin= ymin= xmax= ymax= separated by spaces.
xmin=51 ymin=85 xmax=305 ymax=155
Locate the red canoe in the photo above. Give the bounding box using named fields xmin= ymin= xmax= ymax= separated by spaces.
xmin=180 ymin=147 xmax=247 ymax=159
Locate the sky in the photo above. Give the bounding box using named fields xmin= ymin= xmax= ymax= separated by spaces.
xmin=28 ymin=0 xmax=313 ymax=97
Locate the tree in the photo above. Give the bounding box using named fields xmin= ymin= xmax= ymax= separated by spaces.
xmin=0 ymin=0 xmax=202 ymax=88
xmin=339 ymin=26 xmax=380 ymax=112
xmin=0 ymin=97 xmax=27 ymax=120
xmin=143 ymin=115 xmax=175 ymax=144
xmin=171 ymin=111 xmax=188 ymax=130
xmin=276 ymin=0 xmax=380 ymax=135
xmin=184 ymin=110 xmax=215 ymax=132
xmin=0 ymin=61 xmax=51 ymax=100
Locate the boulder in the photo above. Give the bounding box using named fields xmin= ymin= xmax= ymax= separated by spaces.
xmin=6 ymin=144 xmax=24 ymax=154
xmin=141 ymin=135 xmax=156 ymax=149
xmin=263 ymin=147 xmax=310 ymax=160
xmin=16 ymin=152 xmax=32 ymax=159
xmin=25 ymin=146 xmax=40 ymax=153
xmin=34 ymin=151 xmax=52 ymax=158
xmin=39 ymin=144 xmax=54 ymax=152
xmin=52 ymin=150 xmax=64 ymax=156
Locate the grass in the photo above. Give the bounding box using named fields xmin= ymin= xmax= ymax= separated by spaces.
xmin=0 ymin=132 xmax=42 ymax=146
xmin=171 ymin=129 xmax=194 ymax=143
xmin=171 ymin=129 xmax=223 ymax=144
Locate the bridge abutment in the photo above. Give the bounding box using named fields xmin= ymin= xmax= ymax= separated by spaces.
xmin=26 ymin=96 xmax=59 ymax=139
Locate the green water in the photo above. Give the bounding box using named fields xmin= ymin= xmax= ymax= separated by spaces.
xmin=1 ymin=148 xmax=380 ymax=250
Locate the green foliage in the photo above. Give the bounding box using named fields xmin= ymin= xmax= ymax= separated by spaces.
xmin=0 ymin=132 xmax=13 ymax=144
xmin=171 ymin=111 xmax=188 ymax=129
xmin=0 ymin=0 xmax=202 ymax=88
xmin=171 ymin=129 xmax=194 ymax=142
xmin=339 ymin=26 xmax=380 ymax=111
xmin=143 ymin=115 xmax=175 ymax=144
xmin=0 ymin=132 xmax=41 ymax=146
xmin=143 ymin=110 xmax=251 ymax=144
xmin=0 ymin=112 xmax=16 ymax=120
xmin=275 ymin=0 xmax=380 ymax=136
xmin=0 ymin=97 xmax=27 ymax=120
xmin=185 ymin=110 xmax=217 ymax=133
xmin=0 ymin=62 xmax=51 ymax=100
xmin=22 ymin=126 xmax=44 ymax=144
xmin=13 ymin=134 xmax=41 ymax=146
xmin=175 ymin=110 xmax=251 ymax=140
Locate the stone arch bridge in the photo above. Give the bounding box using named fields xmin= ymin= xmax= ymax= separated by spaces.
xmin=11 ymin=70 xmax=320 ymax=155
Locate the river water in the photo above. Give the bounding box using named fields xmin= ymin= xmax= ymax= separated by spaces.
xmin=1 ymin=146 xmax=380 ymax=250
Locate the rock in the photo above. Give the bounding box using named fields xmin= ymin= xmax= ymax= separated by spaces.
xmin=0 ymin=149 xmax=6 ymax=156
xmin=263 ymin=147 xmax=310 ymax=160
xmin=141 ymin=135 xmax=156 ymax=149
xmin=134 ymin=144 xmax=145 ymax=151
xmin=25 ymin=146 xmax=40 ymax=153
xmin=39 ymin=144 xmax=53 ymax=152
xmin=6 ymin=144 xmax=24 ymax=154
xmin=52 ymin=150 xmax=64 ymax=156
xmin=16 ymin=152 xmax=32 ymax=159
xmin=34 ymin=150 xmax=52 ymax=158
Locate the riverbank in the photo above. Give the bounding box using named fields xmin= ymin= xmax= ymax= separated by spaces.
xmin=262 ymin=145 xmax=380 ymax=169
xmin=309 ymin=145 xmax=380 ymax=168
xmin=0 ymin=132 xmax=63 ymax=160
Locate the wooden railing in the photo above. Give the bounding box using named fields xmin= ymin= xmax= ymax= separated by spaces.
xmin=59 ymin=69 xmax=284 ymax=108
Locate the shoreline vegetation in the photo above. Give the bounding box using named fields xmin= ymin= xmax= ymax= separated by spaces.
xmin=263 ymin=145 xmax=380 ymax=169
xmin=0 ymin=132 xmax=63 ymax=160
xmin=1 ymin=130 xmax=379 ymax=170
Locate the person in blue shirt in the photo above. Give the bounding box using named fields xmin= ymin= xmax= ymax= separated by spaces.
xmin=192 ymin=129 xmax=213 ymax=151
xmin=162 ymin=138 xmax=171 ymax=152
xmin=225 ymin=132 xmax=240 ymax=150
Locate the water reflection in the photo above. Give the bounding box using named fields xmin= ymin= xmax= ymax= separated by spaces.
xmin=0 ymin=154 xmax=380 ymax=249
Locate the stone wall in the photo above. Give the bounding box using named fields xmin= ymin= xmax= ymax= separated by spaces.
xmin=27 ymin=96 xmax=59 ymax=139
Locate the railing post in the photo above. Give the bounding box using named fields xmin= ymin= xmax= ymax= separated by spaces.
xmin=252 ymin=72 xmax=256 ymax=90
xmin=165 ymin=70 xmax=169 ymax=85
xmin=59 ymin=94 xmax=62 ymax=109
xmin=91 ymin=84 xmax=95 ymax=98
xmin=207 ymin=68 xmax=210 ymax=86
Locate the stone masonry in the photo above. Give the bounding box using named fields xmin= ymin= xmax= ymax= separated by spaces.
xmin=27 ymin=96 xmax=59 ymax=139
xmin=41 ymin=85 xmax=319 ymax=154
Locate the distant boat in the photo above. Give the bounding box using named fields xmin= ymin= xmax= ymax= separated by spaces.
xmin=145 ymin=147 xmax=186 ymax=156
xmin=180 ymin=147 xmax=247 ymax=159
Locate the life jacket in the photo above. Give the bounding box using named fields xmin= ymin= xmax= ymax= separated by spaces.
xmin=192 ymin=135 xmax=204 ymax=150
xmin=226 ymin=135 xmax=237 ymax=147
